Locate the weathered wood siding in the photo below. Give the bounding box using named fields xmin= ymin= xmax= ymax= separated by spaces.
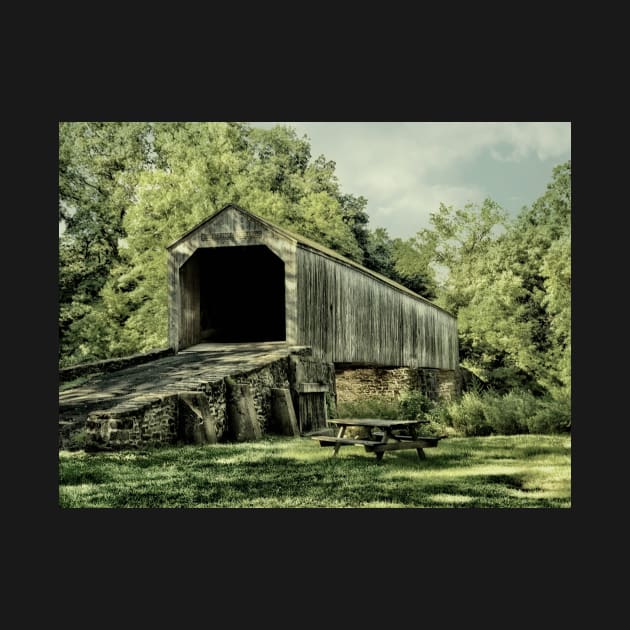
xmin=179 ymin=255 xmax=200 ymax=348
xmin=296 ymin=247 xmax=458 ymax=369
xmin=168 ymin=205 xmax=458 ymax=369
xmin=167 ymin=206 xmax=297 ymax=351
xmin=298 ymin=393 xmax=328 ymax=433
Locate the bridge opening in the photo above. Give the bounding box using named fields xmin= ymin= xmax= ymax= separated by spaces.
xmin=180 ymin=245 xmax=286 ymax=345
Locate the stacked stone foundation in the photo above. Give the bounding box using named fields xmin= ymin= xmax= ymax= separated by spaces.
xmin=69 ymin=351 xmax=334 ymax=451
xmin=334 ymin=365 xmax=460 ymax=403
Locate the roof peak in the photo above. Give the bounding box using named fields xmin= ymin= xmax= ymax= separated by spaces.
xmin=167 ymin=203 xmax=454 ymax=317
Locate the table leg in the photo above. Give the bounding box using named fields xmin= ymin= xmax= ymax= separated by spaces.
xmin=374 ymin=428 xmax=390 ymax=461
xmin=332 ymin=426 xmax=346 ymax=458
xmin=412 ymin=422 xmax=425 ymax=459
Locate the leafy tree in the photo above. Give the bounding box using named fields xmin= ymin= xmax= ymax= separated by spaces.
xmin=362 ymin=228 xmax=436 ymax=299
xmin=394 ymin=163 xmax=570 ymax=397
xmin=450 ymin=163 xmax=570 ymax=394
xmin=391 ymin=237 xmax=437 ymax=299
xmin=507 ymin=160 xmax=571 ymax=393
xmin=410 ymin=199 xmax=509 ymax=314
xmin=59 ymin=122 xmax=151 ymax=364
xmin=59 ymin=122 xmax=372 ymax=365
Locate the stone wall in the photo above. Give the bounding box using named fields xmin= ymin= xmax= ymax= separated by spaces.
xmin=335 ymin=365 xmax=460 ymax=403
xmin=234 ymin=358 xmax=291 ymax=434
xmin=87 ymin=395 xmax=179 ymax=450
xmin=335 ymin=366 xmax=412 ymax=401
xmin=437 ymin=369 xmax=460 ymax=401
xmin=82 ymin=353 xmax=334 ymax=451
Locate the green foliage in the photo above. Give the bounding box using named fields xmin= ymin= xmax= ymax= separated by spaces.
xmin=66 ymin=428 xmax=90 ymax=450
xmin=396 ymin=162 xmax=571 ymax=398
xmin=471 ymin=161 xmax=571 ymax=395
xmin=336 ymin=397 xmax=399 ymax=419
xmin=59 ymin=122 xmax=374 ymax=366
xmin=398 ymin=391 xmax=435 ymax=420
xmin=59 ymin=122 xmax=151 ymax=365
xmin=446 ymin=391 xmax=493 ymax=436
xmin=413 ymin=198 xmax=509 ymax=315
xmin=526 ymin=391 xmax=571 ymax=434
xmin=481 ymin=390 xmax=537 ymax=435
xmin=442 ymin=389 xmax=570 ymax=437
xmin=396 ymin=391 xmax=451 ymax=437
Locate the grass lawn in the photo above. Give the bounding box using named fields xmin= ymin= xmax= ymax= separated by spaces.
xmin=58 ymin=434 xmax=571 ymax=508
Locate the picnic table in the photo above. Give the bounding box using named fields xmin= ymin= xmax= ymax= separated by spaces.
xmin=311 ymin=418 xmax=446 ymax=461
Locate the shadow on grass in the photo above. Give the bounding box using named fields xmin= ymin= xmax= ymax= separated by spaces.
xmin=58 ymin=436 xmax=571 ymax=508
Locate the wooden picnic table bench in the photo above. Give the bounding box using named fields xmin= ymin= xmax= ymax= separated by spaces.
xmin=311 ymin=418 xmax=446 ymax=461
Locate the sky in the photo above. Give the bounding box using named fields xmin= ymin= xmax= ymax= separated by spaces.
xmin=251 ymin=122 xmax=571 ymax=238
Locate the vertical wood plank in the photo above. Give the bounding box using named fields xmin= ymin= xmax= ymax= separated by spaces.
xmin=296 ymin=247 xmax=458 ymax=369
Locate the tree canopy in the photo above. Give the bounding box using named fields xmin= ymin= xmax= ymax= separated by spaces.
xmin=59 ymin=122 xmax=570 ymax=401
xmin=59 ymin=122 xmax=392 ymax=365
xmin=410 ymin=161 xmax=571 ymax=396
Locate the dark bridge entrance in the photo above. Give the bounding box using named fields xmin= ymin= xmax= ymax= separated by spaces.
xmin=179 ymin=245 xmax=286 ymax=347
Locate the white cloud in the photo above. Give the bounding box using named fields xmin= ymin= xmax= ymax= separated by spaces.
xmin=486 ymin=122 xmax=571 ymax=161
xmin=370 ymin=183 xmax=487 ymax=237
xmin=251 ymin=122 xmax=571 ymax=238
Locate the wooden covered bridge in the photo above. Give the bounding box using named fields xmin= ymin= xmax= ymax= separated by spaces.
xmin=60 ymin=204 xmax=459 ymax=451
xmin=168 ymin=203 xmax=458 ymax=369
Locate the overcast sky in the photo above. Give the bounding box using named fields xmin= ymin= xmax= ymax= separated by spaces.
xmin=251 ymin=122 xmax=571 ymax=238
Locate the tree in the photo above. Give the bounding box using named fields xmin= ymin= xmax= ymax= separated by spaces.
xmin=507 ymin=160 xmax=571 ymax=393
xmin=59 ymin=122 xmax=151 ymax=364
xmin=362 ymin=228 xmax=436 ymax=299
xmin=410 ymin=199 xmax=509 ymax=314
xmin=393 ymin=163 xmax=571 ymax=397
xmin=453 ymin=162 xmax=571 ymax=394
xmin=59 ymin=122 xmax=371 ymax=365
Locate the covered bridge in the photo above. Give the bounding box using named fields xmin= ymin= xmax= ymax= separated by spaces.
xmin=167 ymin=204 xmax=458 ymax=388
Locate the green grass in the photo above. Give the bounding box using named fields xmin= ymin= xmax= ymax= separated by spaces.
xmin=58 ymin=434 xmax=571 ymax=508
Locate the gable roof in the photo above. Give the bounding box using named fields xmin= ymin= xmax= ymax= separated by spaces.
xmin=167 ymin=204 xmax=453 ymax=317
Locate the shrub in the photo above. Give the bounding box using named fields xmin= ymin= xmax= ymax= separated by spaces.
xmin=428 ymin=403 xmax=453 ymax=427
xmin=447 ymin=391 xmax=492 ymax=436
xmin=67 ymin=428 xmax=89 ymax=450
xmin=397 ymin=393 xmax=452 ymax=436
xmin=441 ymin=387 xmax=570 ymax=436
xmin=526 ymin=392 xmax=571 ymax=434
xmin=336 ymin=398 xmax=399 ymax=419
xmin=483 ymin=390 xmax=538 ymax=435
xmin=398 ymin=391 xmax=435 ymax=420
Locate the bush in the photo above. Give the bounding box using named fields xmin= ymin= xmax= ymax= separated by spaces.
xmin=483 ymin=390 xmax=538 ymax=435
xmin=440 ymin=387 xmax=570 ymax=436
xmin=447 ymin=391 xmax=492 ymax=436
xmin=398 ymin=391 xmax=435 ymax=420
xmin=336 ymin=398 xmax=399 ymax=419
xmin=336 ymin=387 xmax=570 ymax=438
xmin=396 ymin=392 xmax=453 ymax=436
xmin=67 ymin=428 xmax=89 ymax=450
xmin=526 ymin=392 xmax=571 ymax=434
